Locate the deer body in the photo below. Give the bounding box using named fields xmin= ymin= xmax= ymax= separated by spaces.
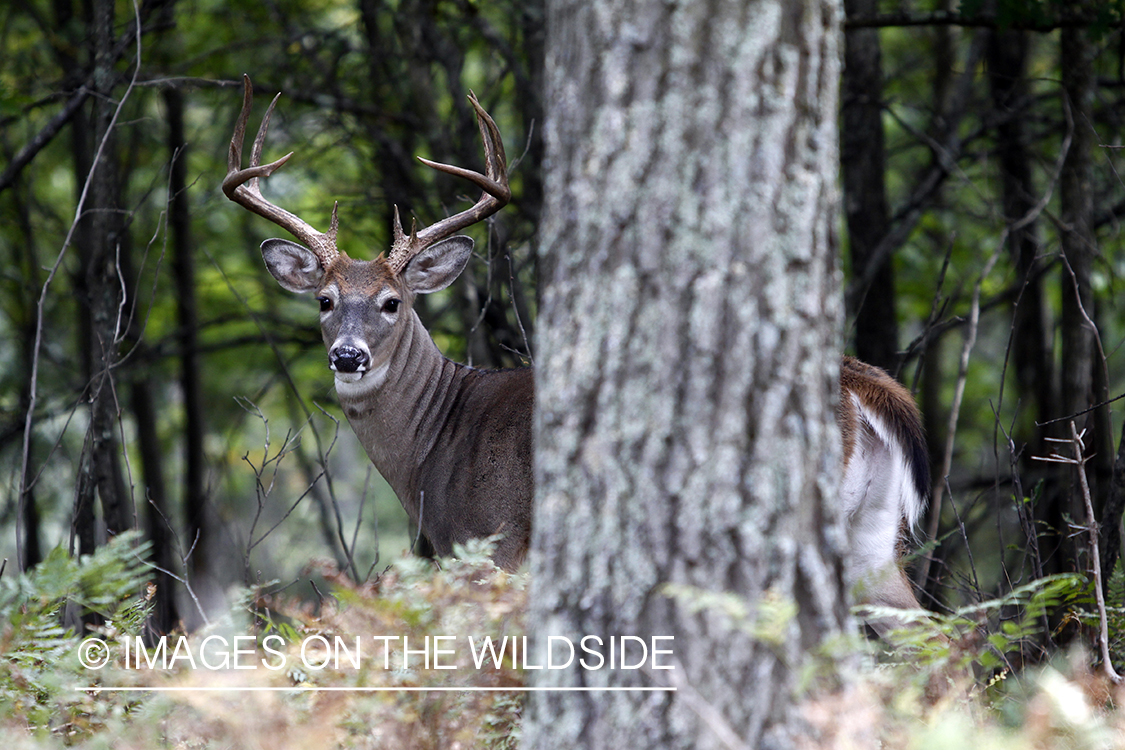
xmin=224 ymin=76 xmax=531 ymax=571
xmin=259 ymin=233 xmax=535 ymax=571
xmin=334 ymin=308 xmax=534 ymax=570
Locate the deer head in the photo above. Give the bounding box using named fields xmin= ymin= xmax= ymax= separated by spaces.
xmin=222 ymin=75 xmax=510 ymax=392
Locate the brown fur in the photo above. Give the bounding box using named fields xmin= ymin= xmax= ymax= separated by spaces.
xmin=837 ymin=356 xmax=933 ymax=636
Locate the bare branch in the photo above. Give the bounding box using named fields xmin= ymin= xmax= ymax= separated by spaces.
xmin=0 ymin=87 xmax=92 ymax=195
xmin=1033 ymin=424 xmax=1122 ymax=684
xmin=917 ymin=236 xmax=1005 ymax=587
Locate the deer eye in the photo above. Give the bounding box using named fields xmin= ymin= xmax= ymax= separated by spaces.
xmin=317 ymin=296 xmax=333 ymax=312
xmin=382 ymin=298 xmax=401 ymax=314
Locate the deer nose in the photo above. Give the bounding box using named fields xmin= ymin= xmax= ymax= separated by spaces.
xmin=330 ymin=344 xmax=369 ymax=373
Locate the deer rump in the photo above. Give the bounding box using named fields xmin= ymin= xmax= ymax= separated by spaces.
xmin=838 ymin=356 xmax=930 ymax=634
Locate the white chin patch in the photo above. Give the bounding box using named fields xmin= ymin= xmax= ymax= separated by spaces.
xmin=334 ymin=361 xmax=388 ymax=397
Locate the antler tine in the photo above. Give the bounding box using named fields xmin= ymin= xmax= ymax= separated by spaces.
xmin=223 ymin=74 xmax=339 ymax=266
xmin=387 ymin=92 xmax=510 ymax=274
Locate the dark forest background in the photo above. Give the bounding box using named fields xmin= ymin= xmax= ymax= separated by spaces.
xmin=1 ymin=0 xmax=1124 ymax=659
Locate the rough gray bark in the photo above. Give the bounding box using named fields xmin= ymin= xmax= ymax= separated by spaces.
xmin=526 ymin=2 xmax=848 ymax=748
xmin=842 ymin=0 xmax=898 ymax=372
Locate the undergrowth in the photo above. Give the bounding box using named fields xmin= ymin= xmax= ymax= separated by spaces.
xmin=1 ymin=536 xmax=1123 ymax=748
xmin=801 ymin=570 xmax=1125 ymax=749
xmin=0 ymin=536 xmax=526 ymax=749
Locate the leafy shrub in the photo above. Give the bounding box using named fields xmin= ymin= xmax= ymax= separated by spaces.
xmin=0 ymin=531 xmax=153 ymax=740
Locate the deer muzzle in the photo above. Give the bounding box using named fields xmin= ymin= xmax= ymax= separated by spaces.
xmin=329 ymin=343 xmax=370 ymax=374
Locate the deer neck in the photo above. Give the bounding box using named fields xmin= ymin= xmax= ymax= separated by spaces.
xmin=332 ymin=310 xmax=460 ymax=509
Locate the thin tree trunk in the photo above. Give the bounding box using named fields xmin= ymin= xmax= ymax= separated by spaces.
xmin=73 ymin=0 xmax=132 ymax=552
xmin=987 ymin=29 xmax=1053 ymax=450
xmin=842 ymin=0 xmax=898 ymax=372
xmin=919 ymin=331 xmax=947 ymax=601
xmin=14 ymin=179 xmax=43 ymax=570
xmin=131 ymin=380 xmax=179 ymax=631
xmin=527 ymin=2 xmax=847 ymax=747
xmin=987 ymin=28 xmax=1063 ymax=586
xmin=166 ymin=88 xmax=209 ymax=597
xmin=1102 ymin=421 xmax=1125 ymax=585
xmin=68 ymin=36 xmax=97 ymax=560
xmin=1058 ymin=20 xmax=1098 ymax=573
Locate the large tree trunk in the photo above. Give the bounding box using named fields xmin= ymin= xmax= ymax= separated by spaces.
xmin=842 ymin=0 xmax=898 ymax=372
xmin=526 ymin=2 xmax=847 ymax=747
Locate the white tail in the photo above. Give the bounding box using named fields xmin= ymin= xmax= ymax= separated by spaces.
xmin=838 ymin=356 xmax=930 ymax=635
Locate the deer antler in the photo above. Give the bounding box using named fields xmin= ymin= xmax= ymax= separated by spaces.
xmin=386 ymin=92 xmax=510 ymax=274
xmin=223 ymin=74 xmax=340 ymax=267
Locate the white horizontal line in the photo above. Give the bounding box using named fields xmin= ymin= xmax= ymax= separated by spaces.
xmin=74 ymin=686 xmax=676 ymax=693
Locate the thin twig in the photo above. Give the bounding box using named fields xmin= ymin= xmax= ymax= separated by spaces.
xmin=1033 ymin=424 xmax=1122 ymax=684
xmin=354 ymin=466 xmax=380 ymax=583
xmin=207 ymin=245 xmax=351 ymax=575
xmin=142 ymin=495 xmax=211 ymax=628
xmin=1036 ymin=392 xmax=1125 ymax=427
xmin=507 ymin=251 xmax=534 ymax=364
xmin=310 ymin=402 xmax=355 ymax=579
xmin=917 ymin=237 xmax=1004 ymax=587
xmin=0 ymin=87 xmax=92 ymax=195
xmin=663 ymin=659 xmax=748 ymax=750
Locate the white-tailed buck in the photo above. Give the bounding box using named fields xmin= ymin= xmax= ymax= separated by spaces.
xmin=223 ymin=75 xmax=532 ymax=570
xmin=222 ymin=77 xmax=930 ymax=626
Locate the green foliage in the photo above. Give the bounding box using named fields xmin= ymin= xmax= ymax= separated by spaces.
xmin=0 ymin=541 xmax=529 ymax=746
xmin=792 ymin=576 xmax=1125 ymax=749
xmin=1102 ymin=560 xmax=1125 ymax=670
xmin=0 ymin=532 xmax=153 ymax=739
xmin=863 ymin=662 xmax=1124 ymax=750
xmin=864 ymin=574 xmax=1090 ymax=679
xmin=69 ymin=550 xmax=525 ymax=748
xmin=0 ymin=531 xmax=152 ymax=651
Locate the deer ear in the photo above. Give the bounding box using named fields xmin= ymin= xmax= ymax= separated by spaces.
xmin=262 ymin=239 xmax=325 ymax=293
xmin=401 ymin=236 xmax=473 ymax=294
